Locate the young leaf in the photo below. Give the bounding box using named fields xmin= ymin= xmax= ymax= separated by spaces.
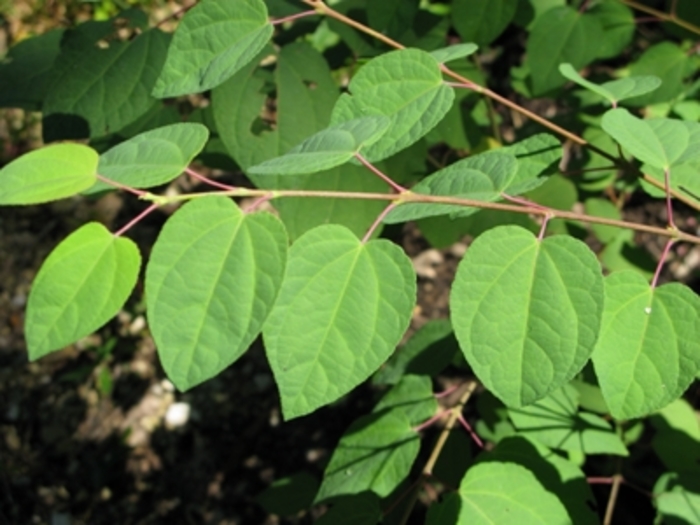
xmin=152 ymin=0 xmax=273 ymax=98
xmin=654 ymin=472 xmax=700 ymax=524
xmin=458 ymin=462 xmax=570 ymax=524
xmin=429 ymin=43 xmax=479 ymax=64
xmin=559 ymin=63 xmax=661 ymax=105
xmin=526 ymin=7 xmax=603 ymax=95
xmin=247 ymin=115 xmax=391 ymax=175
xmin=88 ymin=123 xmax=210 ymax=193
xmin=384 ymin=151 xmax=518 ymax=224
xmin=451 ymin=0 xmax=517 ymax=47
xmin=315 ymin=409 xmax=420 ymax=502
xmin=650 ymin=399 xmax=700 ymax=472
xmin=0 ymin=144 xmax=98 ymax=205
xmin=508 ymin=384 xmax=629 ymax=456
xmin=450 ymin=225 xmax=604 ymax=407
xmin=625 ymin=42 xmax=691 ymax=106
xmin=263 ymin=225 xmax=416 ymax=420
xmin=373 ymin=375 xmax=438 ymax=426
xmin=26 ymin=223 xmax=141 ymax=360
xmin=331 ymin=48 xmax=454 ymax=162
xmin=591 ymin=271 xmax=700 ymax=420
xmin=146 ymin=196 xmax=288 ymax=391
xmin=43 ymin=29 xmax=170 ymax=140
xmin=589 ymin=0 xmax=635 ymax=60
xmin=602 ymin=108 xmax=689 ymax=170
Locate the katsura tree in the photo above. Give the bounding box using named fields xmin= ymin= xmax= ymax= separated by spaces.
xmin=1 ymin=0 xmax=699 ymax=523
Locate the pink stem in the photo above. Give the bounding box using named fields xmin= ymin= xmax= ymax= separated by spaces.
xmin=588 ymin=477 xmax=615 ymax=484
xmin=362 ymin=202 xmax=397 ymax=243
xmin=650 ymin=239 xmax=675 ymax=289
xmin=413 ymin=410 xmax=448 ymax=433
xmin=457 ymin=413 xmax=484 ymax=449
xmin=354 ymin=153 xmax=407 ymax=193
xmin=500 ymin=193 xmax=550 ymax=211
xmin=96 ymin=174 xmax=146 ymax=197
xmin=185 ymin=167 xmax=237 ymax=191
xmin=445 ymin=81 xmax=478 ymax=90
xmin=243 ymin=194 xmax=273 ymax=213
xmin=538 ymin=214 xmax=552 ymax=240
xmin=663 ymin=168 xmax=676 ymax=229
xmin=434 ymin=384 xmax=460 ymax=399
xmin=113 ymin=203 xmax=159 ymax=238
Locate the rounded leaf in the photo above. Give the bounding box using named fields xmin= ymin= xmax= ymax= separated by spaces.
xmin=146 ymin=196 xmax=288 ymax=391
xmin=263 ymin=225 xmax=416 ymax=419
xmin=592 ymin=271 xmax=700 ymax=420
xmin=0 ymin=143 xmax=98 ymax=205
xmin=26 ymin=222 xmax=141 ymax=359
xmin=450 ymin=225 xmax=604 ymax=407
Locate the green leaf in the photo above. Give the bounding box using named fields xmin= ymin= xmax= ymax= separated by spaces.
xmin=88 ymin=123 xmax=210 ymax=193
xmin=508 ymin=384 xmax=629 ymax=456
xmin=650 ymin=399 xmax=700 ymax=472
xmin=263 ymin=225 xmax=416 ymax=419
xmin=500 ymin=133 xmax=561 ymax=194
xmin=584 ymin=198 xmax=623 ymax=244
xmin=146 ymin=196 xmax=288 ymax=391
xmin=26 ymin=223 xmax=141 ymax=360
xmin=559 ymin=64 xmax=661 ymax=105
xmin=256 ymin=472 xmax=319 ymax=516
xmin=451 ymin=225 xmax=604 ymax=407
xmin=373 ymin=375 xmax=438 ymax=426
xmin=331 ymin=48 xmax=454 ymax=162
xmin=526 ymin=7 xmax=603 ymax=95
xmin=589 ymin=0 xmax=635 ymax=60
xmin=591 ymin=271 xmax=700 ymax=420
xmin=0 ymin=29 xmax=63 ymax=110
xmin=384 ymin=152 xmax=518 ymax=224
xmin=458 ymin=462 xmax=570 ymax=524
xmin=429 ymin=43 xmax=479 ymax=64
xmin=315 ymin=493 xmax=382 ymax=525
xmin=43 ymin=28 xmax=170 ymax=140
xmin=315 ymin=409 xmax=420 ymax=502
xmin=451 ymin=0 xmax=517 ymax=46
xmin=602 ymin=108 xmax=689 ymax=170
xmin=152 ymin=0 xmax=273 ymax=98
xmin=654 ymin=472 xmax=700 ymax=524
xmin=247 ymin=116 xmax=391 ymax=175
xmin=0 ymin=144 xmax=98 ymax=205
xmin=373 ymin=319 xmax=458 ymax=385
xmin=626 ymin=42 xmax=693 ymax=106
xmin=481 ymin=436 xmax=599 ymax=525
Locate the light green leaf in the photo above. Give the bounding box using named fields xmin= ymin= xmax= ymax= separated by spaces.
xmin=429 ymin=43 xmax=479 ymax=64
xmin=481 ymin=436 xmax=599 ymax=525
xmin=451 ymin=225 xmax=604 ymax=407
xmin=26 ymin=223 xmax=141 ymax=360
xmin=43 ymin=28 xmax=170 ymax=140
xmin=315 ymin=409 xmax=419 ymax=502
xmin=602 ymin=108 xmax=689 ymax=170
xmin=384 ymin=152 xmax=518 ymax=224
xmin=526 ymin=6 xmax=603 ymax=95
xmin=152 ymin=0 xmax=273 ymax=97
xmin=559 ymin=64 xmax=661 ymax=105
xmin=452 ymin=0 xmax=517 ymax=46
xmin=458 ymin=462 xmax=570 ymax=524
xmin=592 ymin=271 xmax=700 ymax=420
xmin=584 ymin=198 xmax=623 ymax=244
xmin=263 ymin=225 xmax=416 ymax=419
xmin=500 ymin=133 xmax=561 ymax=194
xmin=0 ymin=143 xmax=98 ymax=205
xmin=247 ymin=115 xmax=391 ymax=175
xmin=331 ymin=48 xmax=454 ymax=162
xmin=146 ymin=196 xmax=288 ymax=391
xmin=88 ymin=123 xmax=210 ymax=193
xmin=508 ymin=384 xmax=629 ymax=456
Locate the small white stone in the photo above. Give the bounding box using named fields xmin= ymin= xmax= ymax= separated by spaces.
xmin=165 ymin=402 xmax=191 ymax=429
